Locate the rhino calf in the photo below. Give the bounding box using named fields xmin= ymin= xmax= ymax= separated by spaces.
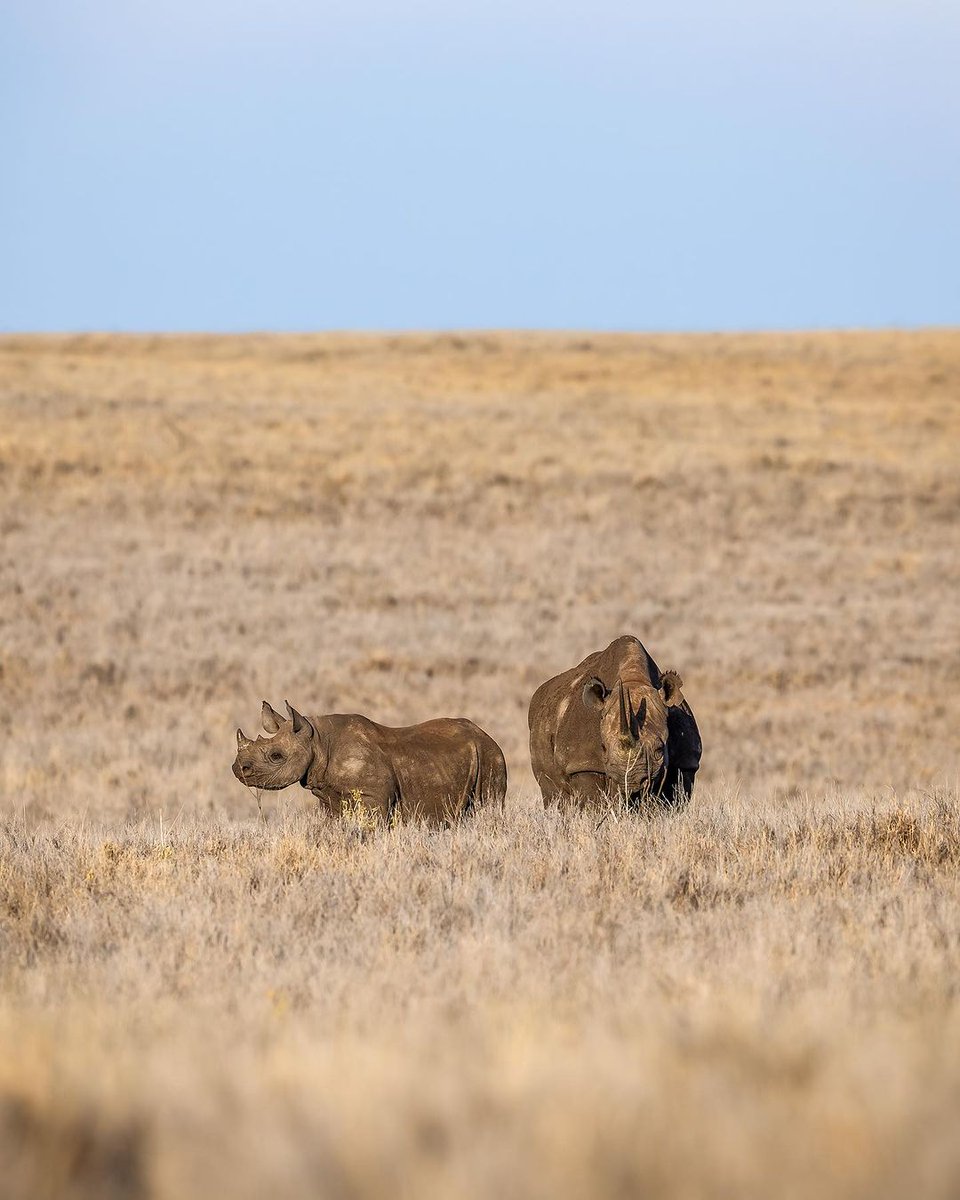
xmin=528 ymin=634 xmax=702 ymax=810
xmin=233 ymin=701 xmax=507 ymax=824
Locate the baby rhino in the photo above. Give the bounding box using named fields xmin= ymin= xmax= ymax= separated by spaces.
xmin=233 ymin=701 xmax=507 ymax=824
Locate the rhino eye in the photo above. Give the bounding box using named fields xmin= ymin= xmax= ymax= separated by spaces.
xmin=268 ymin=749 xmax=284 ymax=762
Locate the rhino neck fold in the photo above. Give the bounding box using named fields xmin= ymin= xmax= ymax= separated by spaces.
xmin=301 ymin=724 xmax=329 ymax=790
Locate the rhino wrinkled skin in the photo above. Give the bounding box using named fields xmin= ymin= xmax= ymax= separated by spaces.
xmin=528 ymin=635 xmax=702 ymax=810
xmin=233 ymin=701 xmax=507 ymax=824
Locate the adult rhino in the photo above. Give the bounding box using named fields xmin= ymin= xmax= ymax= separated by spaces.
xmin=233 ymin=701 xmax=507 ymax=824
xmin=528 ymin=635 xmax=701 ymax=810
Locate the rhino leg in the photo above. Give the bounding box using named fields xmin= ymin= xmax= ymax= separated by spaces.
xmin=541 ymin=772 xmax=607 ymax=811
xmin=661 ymin=765 xmax=696 ymax=808
xmin=532 ymin=764 xmax=568 ymax=809
xmin=476 ymin=741 xmax=508 ymax=812
xmin=337 ymin=785 xmax=395 ymax=824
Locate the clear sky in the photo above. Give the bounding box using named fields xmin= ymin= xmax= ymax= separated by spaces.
xmin=3 ymin=1 xmax=958 ymax=331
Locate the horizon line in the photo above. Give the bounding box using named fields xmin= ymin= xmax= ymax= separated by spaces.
xmin=2 ymin=323 xmax=957 ymax=339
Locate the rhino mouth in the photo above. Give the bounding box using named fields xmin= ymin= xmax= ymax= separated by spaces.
xmin=232 ymin=758 xmax=287 ymax=791
xmin=628 ymin=769 xmax=666 ymax=808
xmin=627 ymin=743 xmax=668 ymax=806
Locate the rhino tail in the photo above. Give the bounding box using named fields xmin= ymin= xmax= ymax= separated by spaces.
xmin=459 ymin=733 xmax=507 ymax=818
xmin=464 ymin=739 xmax=483 ymax=818
xmin=480 ymin=737 xmax=508 ymax=811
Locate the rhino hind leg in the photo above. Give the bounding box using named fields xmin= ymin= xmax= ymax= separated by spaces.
xmin=469 ymin=741 xmax=508 ymax=814
xmin=485 ymin=747 xmax=508 ymax=810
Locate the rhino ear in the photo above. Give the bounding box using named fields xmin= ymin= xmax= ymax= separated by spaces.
xmin=261 ymin=700 xmax=284 ymax=734
xmin=285 ymin=701 xmax=313 ymax=738
xmin=582 ymin=677 xmax=608 ymax=710
xmin=660 ymin=670 xmax=685 ymax=708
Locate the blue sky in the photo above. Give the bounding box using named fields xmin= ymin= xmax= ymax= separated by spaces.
xmin=3 ymin=1 xmax=958 ymax=331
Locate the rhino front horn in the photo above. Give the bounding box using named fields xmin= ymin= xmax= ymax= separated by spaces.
xmin=617 ymin=679 xmax=635 ymax=745
xmin=237 ymin=728 xmax=252 ymax=749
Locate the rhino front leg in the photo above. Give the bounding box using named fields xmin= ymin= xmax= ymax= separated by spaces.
xmin=338 ymin=786 xmax=396 ymax=825
xmin=532 ymin=764 xmax=570 ymax=809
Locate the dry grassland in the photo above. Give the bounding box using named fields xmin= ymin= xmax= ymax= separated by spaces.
xmin=1 ymin=330 xmax=959 ymax=1198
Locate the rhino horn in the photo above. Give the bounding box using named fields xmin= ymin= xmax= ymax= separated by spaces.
xmin=261 ymin=700 xmax=284 ymax=734
xmin=237 ymin=728 xmax=252 ymax=750
xmin=617 ymin=680 xmax=635 ymax=744
xmin=284 ymin=701 xmax=313 ymax=737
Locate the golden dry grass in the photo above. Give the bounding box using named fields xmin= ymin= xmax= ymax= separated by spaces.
xmin=1 ymin=330 xmax=959 ymax=1198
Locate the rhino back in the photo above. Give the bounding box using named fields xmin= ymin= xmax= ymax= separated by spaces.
xmin=321 ymin=714 xmax=504 ymax=822
xmin=385 ymin=718 xmax=505 ymax=820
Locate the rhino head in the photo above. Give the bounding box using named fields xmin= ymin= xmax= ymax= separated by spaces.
xmin=581 ymin=671 xmax=685 ymax=803
xmin=233 ymin=700 xmax=315 ymax=791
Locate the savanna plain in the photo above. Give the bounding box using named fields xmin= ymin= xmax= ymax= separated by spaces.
xmin=1 ymin=330 xmax=959 ymax=1200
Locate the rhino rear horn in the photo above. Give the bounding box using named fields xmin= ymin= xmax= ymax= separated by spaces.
xmin=660 ymin=670 xmax=685 ymax=708
xmin=261 ymin=700 xmax=284 ymax=734
xmin=284 ymin=701 xmax=313 ymax=737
